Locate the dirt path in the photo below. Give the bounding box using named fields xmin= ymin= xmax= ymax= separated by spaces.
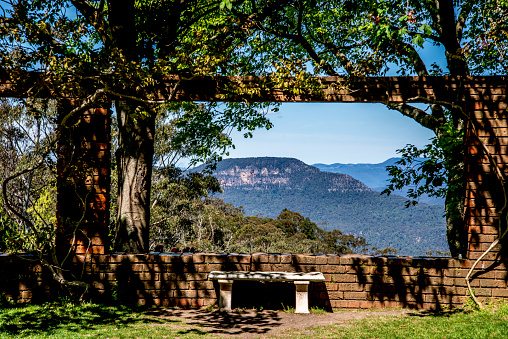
xmin=146 ymin=308 xmax=413 ymax=338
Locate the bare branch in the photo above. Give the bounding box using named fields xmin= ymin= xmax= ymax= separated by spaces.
xmin=1 ymin=157 xmax=46 ymax=238
xmin=456 ymin=0 xmax=475 ymax=42
xmin=59 ymin=88 xmax=107 ymax=127
xmin=387 ymin=40 xmax=429 ymax=77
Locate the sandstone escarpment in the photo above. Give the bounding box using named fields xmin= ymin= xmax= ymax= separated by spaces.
xmin=209 ymin=157 xmax=370 ymax=192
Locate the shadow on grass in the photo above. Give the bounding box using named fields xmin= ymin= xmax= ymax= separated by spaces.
xmin=0 ymin=302 xmax=180 ymax=337
xmin=146 ymin=308 xmax=282 ymax=336
xmin=406 ymin=308 xmax=468 ymax=318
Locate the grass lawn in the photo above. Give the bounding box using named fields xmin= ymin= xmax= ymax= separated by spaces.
xmin=1 ymin=301 xmax=508 ymax=338
xmin=288 ymin=305 xmax=508 ymax=339
xmin=0 ymin=302 xmax=208 ymax=338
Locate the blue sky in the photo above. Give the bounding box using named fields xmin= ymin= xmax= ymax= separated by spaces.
xmin=225 ymin=102 xmax=436 ymax=165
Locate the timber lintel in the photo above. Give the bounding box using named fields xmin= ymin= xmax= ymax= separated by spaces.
xmin=0 ymin=70 xmax=506 ymax=103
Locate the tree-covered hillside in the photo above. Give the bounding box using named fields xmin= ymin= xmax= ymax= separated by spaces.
xmin=313 ymin=159 xmax=445 ymax=206
xmin=197 ymin=157 xmax=448 ymax=256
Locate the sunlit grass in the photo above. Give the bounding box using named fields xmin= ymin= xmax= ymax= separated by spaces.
xmin=280 ymin=303 xmax=508 ymax=339
xmin=2 ymin=301 xmax=508 ymax=338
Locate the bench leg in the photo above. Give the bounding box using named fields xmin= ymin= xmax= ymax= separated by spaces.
xmin=218 ymin=279 xmax=234 ymax=311
xmin=294 ymin=281 xmax=310 ymax=314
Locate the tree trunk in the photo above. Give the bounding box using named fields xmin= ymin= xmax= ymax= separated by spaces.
xmin=114 ymin=100 xmax=155 ymax=253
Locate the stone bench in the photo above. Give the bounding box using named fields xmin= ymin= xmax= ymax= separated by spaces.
xmin=208 ymin=271 xmax=325 ymax=313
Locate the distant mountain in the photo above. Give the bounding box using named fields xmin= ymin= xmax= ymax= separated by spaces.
xmin=312 ymin=158 xmax=400 ymax=188
xmin=210 ymin=157 xmax=369 ymax=192
xmin=313 ymin=158 xmax=445 ymax=206
xmin=194 ymin=157 xmax=448 ymax=256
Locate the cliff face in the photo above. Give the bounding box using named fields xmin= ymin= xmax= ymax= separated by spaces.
xmin=217 ymin=166 xmax=291 ymax=188
xmin=209 ymin=157 xmax=370 ymax=192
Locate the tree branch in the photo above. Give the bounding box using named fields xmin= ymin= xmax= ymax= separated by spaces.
xmin=456 ymin=0 xmax=475 ymax=42
xmin=387 ymin=103 xmax=444 ymax=134
xmin=70 ymin=0 xmax=110 ymax=46
xmin=1 ymin=158 xmax=46 ymax=239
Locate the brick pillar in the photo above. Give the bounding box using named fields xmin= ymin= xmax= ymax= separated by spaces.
xmin=56 ymin=106 xmax=111 ymax=255
xmin=464 ymin=80 xmax=508 ymax=262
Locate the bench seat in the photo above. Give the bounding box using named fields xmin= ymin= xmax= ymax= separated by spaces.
xmin=209 ymin=271 xmax=325 ymax=313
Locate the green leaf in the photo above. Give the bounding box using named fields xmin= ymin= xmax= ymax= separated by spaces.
xmin=419 ymin=24 xmax=432 ymax=36
xmin=219 ymin=0 xmax=232 ymax=11
xmin=398 ymin=27 xmax=408 ymax=37
xmin=412 ymin=34 xmax=424 ymax=47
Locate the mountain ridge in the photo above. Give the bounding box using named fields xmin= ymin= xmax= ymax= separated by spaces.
xmin=312 ymin=158 xmax=445 ymax=205
xmin=208 ymin=157 xmax=370 ymax=192
xmin=193 ymin=157 xmax=448 ymax=256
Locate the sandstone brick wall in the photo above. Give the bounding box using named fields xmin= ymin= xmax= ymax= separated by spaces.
xmin=56 ymin=107 xmax=110 ymax=255
xmin=463 ymin=80 xmax=507 ymax=276
xmin=2 ymin=253 xmax=507 ymax=310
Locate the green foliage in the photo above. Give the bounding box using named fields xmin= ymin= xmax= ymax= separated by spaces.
xmin=159 ymin=101 xmax=273 ymax=171
xmin=309 ymin=306 xmax=328 ymax=314
xmin=463 ymin=0 xmax=508 ymax=74
xmin=227 ymin=1 xmax=506 ymax=77
xmin=149 ymin=169 xmax=227 ymax=252
xmin=383 ymin=120 xmax=464 ymax=210
xmin=224 ymin=187 xmax=446 ymax=256
xmin=148 ymin=163 xmax=371 ymax=254
xmin=425 ymin=249 xmax=452 ymax=257
xmin=0 ymin=201 xmax=22 ymax=253
xmin=219 ymin=0 xmax=232 ymax=11
xmin=372 ymin=246 xmax=398 ymax=256
xmin=0 ymin=99 xmax=57 ymax=254
xmin=281 ymin=303 xmax=295 ymax=313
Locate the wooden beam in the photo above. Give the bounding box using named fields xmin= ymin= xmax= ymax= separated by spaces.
xmin=0 ymin=71 xmax=506 ymax=103
xmin=160 ymin=75 xmax=507 ymax=104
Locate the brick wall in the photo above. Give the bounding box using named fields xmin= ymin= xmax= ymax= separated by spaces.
xmin=463 ymin=81 xmax=508 ymax=286
xmin=56 ymin=107 xmax=111 ymax=255
xmin=2 ymin=253 xmax=507 ymax=309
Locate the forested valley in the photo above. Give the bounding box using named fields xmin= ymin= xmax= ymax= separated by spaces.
xmin=193 ymin=157 xmax=449 ymax=256
xmin=141 ymin=165 xmax=380 ymax=255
